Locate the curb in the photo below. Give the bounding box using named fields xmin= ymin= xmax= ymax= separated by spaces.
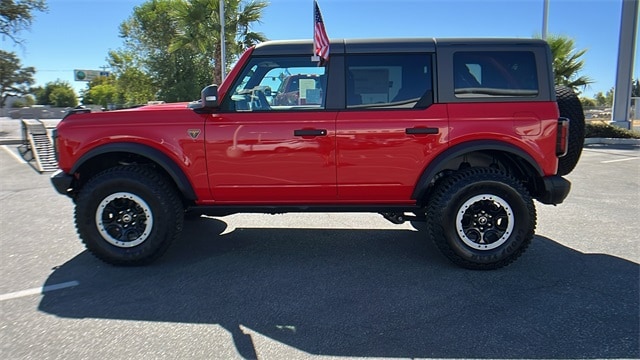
xmin=584 ymin=138 xmax=640 ymax=146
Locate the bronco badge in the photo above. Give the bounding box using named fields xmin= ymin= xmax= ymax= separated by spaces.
xmin=187 ymin=129 xmax=201 ymax=139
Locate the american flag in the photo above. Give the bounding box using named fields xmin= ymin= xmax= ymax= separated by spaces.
xmin=314 ymin=0 xmax=330 ymax=62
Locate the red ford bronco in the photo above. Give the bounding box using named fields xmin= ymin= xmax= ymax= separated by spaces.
xmin=51 ymin=38 xmax=584 ymax=269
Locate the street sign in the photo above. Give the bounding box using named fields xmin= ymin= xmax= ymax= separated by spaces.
xmin=74 ymin=69 xmax=110 ymax=82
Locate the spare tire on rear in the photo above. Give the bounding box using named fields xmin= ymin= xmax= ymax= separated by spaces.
xmin=555 ymin=85 xmax=585 ymax=175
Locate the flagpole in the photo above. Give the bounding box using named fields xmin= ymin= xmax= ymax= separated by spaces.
xmin=312 ymin=0 xmax=318 ymax=61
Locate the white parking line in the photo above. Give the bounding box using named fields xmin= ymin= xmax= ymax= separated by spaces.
xmin=0 ymin=145 xmax=27 ymax=164
xmin=0 ymin=281 xmax=79 ymax=301
xmin=601 ymin=157 xmax=640 ymax=164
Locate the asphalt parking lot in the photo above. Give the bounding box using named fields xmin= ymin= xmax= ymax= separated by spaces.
xmin=0 ymin=143 xmax=638 ymax=359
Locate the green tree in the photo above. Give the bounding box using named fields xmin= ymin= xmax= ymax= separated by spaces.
xmin=580 ymin=97 xmax=596 ymax=107
xmin=107 ymin=50 xmax=156 ymax=105
xmin=0 ymin=0 xmax=47 ymax=44
xmin=632 ymin=78 xmax=640 ymax=97
xmin=110 ymin=0 xmax=268 ymax=102
xmin=0 ymin=50 xmax=35 ymax=107
xmin=117 ymin=0 xmax=210 ymax=102
xmin=170 ymin=0 xmax=268 ymax=84
xmin=594 ymin=88 xmax=614 ymax=106
xmin=33 ymin=80 xmax=77 ymax=107
xmin=82 ymin=75 xmax=119 ymax=108
xmin=10 ymin=94 xmax=34 ymax=107
xmin=545 ymin=34 xmax=593 ymax=92
xmin=228 ymin=0 xmax=269 ymax=58
xmin=50 ymin=85 xmax=77 ymax=107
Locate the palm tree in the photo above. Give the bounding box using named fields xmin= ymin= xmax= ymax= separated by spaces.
xmin=545 ymin=34 xmax=593 ymax=93
xmin=231 ymin=0 xmax=268 ymax=55
xmin=170 ymin=0 xmax=268 ymax=85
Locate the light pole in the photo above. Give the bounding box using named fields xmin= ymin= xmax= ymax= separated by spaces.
xmin=542 ymin=0 xmax=549 ymax=40
xmin=220 ymin=0 xmax=226 ymax=82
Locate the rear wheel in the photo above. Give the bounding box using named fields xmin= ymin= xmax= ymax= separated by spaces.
xmin=556 ymin=85 xmax=585 ymax=175
xmin=425 ymin=167 xmax=536 ymax=270
xmin=75 ymin=166 xmax=184 ymax=265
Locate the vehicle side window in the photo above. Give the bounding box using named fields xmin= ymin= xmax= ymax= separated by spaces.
xmin=453 ymin=51 xmax=539 ymax=97
xmin=345 ymin=53 xmax=432 ymax=109
xmin=223 ymin=56 xmax=326 ymax=112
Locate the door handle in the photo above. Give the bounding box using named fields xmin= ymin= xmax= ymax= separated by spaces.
xmin=405 ymin=127 xmax=439 ymax=135
xmin=294 ymin=129 xmax=327 ymax=137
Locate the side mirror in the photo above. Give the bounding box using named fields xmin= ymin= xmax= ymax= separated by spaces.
xmin=201 ymin=84 xmax=219 ymax=110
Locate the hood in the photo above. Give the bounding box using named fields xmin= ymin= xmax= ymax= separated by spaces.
xmin=120 ymin=102 xmax=192 ymax=112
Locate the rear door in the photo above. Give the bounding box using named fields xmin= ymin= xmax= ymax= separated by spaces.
xmin=336 ymin=52 xmax=449 ymax=202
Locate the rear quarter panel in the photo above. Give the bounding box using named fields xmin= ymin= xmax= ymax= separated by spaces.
xmin=447 ymin=102 xmax=560 ymax=175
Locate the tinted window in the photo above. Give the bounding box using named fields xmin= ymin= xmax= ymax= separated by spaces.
xmin=453 ymin=51 xmax=538 ymax=97
xmin=224 ymin=56 xmax=326 ymax=111
xmin=346 ymin=54 xmax=432 ymax=109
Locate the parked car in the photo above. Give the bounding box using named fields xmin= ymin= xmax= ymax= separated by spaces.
xmin=51 ymin=38 xmax=584 ymax=269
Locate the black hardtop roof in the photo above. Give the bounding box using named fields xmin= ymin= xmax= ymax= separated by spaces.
xmin=252 ymin=38 xmax=548 ymax=56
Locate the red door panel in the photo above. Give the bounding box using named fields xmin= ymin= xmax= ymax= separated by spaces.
xmin=206 ymin=112 xmax=338 ymax=203
xmin=336 ymin=105 xmax=449 ymax=202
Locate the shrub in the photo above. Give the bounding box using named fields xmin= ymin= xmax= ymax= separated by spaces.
xmin=585 ymin=121 xmax=640 ymax=139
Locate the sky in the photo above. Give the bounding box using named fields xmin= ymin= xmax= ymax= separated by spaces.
xmin=1 ymin=0 xmax=637 ymax=99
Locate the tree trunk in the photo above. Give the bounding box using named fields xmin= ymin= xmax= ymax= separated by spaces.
xmin=212 ymin=46 xmax=222 ymax=85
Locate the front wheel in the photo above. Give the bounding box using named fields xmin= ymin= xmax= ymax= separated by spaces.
xmin=425 ymin=167 xmax=536 ymax=270
xmin=75 ymin=166 xmax=184 ymax=265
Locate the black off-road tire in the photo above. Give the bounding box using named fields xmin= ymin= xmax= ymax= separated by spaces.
xmin=556 ymin=85 xmax=585 ymax=175
xmin=425 ymin=167 xmax=536 ymax=270
xmin=75 ymin=166 xmax=184 ymax=265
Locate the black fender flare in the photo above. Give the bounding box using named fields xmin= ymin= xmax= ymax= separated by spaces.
xmin=411 ymin=140 xmax=544 ymax=201
xmin=71 ymin=142 xmax=197 ymax=201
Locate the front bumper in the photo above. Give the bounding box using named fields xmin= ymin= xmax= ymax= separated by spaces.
xmin=536 ymin=175 xmax=571 ymax=205
xmin=50 ymin=169 xmax=74 ymax=196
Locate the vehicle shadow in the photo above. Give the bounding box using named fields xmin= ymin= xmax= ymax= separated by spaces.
xmin=39 ymin=216 xmax=639 ymax=359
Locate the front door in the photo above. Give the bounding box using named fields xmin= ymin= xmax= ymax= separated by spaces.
xmin=206 ymin=56 xmax=337 ymax=203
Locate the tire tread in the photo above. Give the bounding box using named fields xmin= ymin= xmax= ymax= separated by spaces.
xmin=425 ymin=167 xmax=536 ymax=270
xmin=556 ymin=85 xmax=585 ymax=176
xmin=74 ymin=165 xmax=184 ymax=266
